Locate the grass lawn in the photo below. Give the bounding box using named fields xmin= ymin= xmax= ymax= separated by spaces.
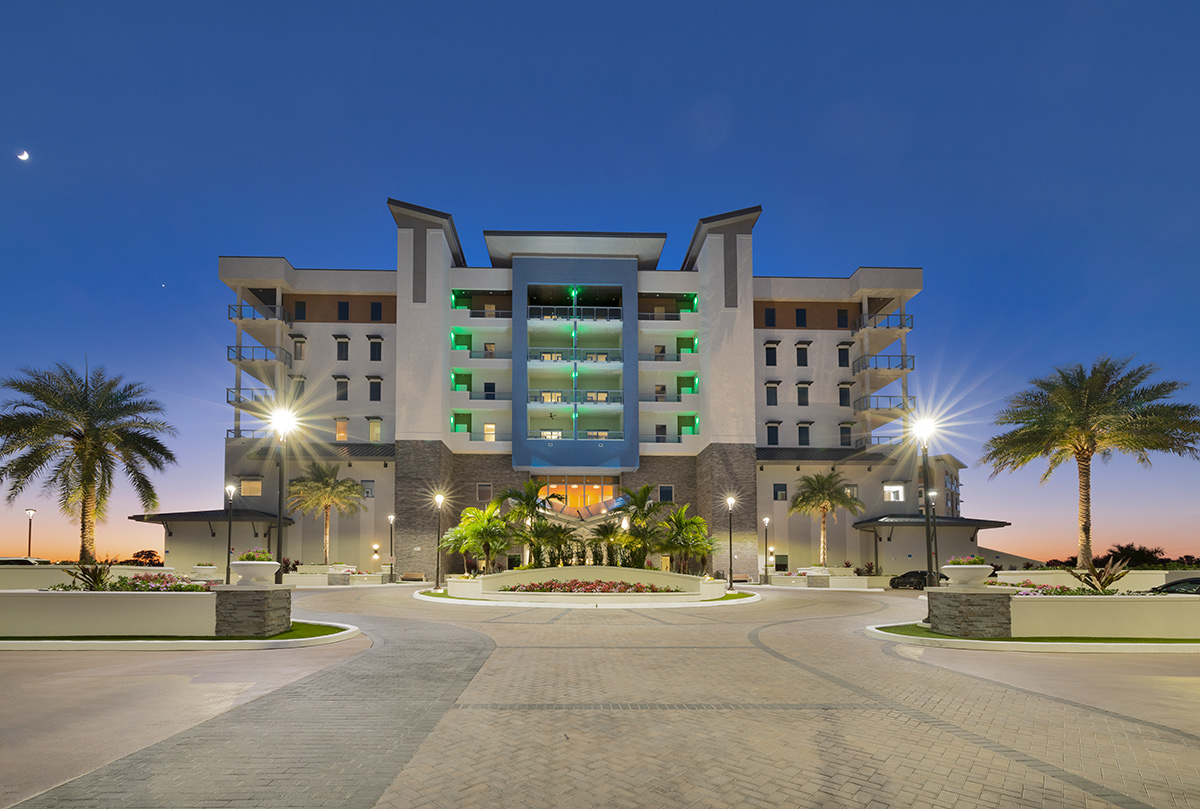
xmin=0 ymin=621 xmax=344 ymax=642
xmin=877 ymin=623 xmax=1200 ymax=643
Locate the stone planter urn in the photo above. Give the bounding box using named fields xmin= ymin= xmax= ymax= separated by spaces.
xmin=940 ymin=564 xmax=994 ymax=588
xmin=191 ymin=565 xmax=218 ymax=581
xmin=230 ymin=561 xmax=280 ymax=585
xmin=330 ymin=564 xmax=353 ymax=573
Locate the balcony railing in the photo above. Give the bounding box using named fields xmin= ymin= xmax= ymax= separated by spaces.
xmin=527 ymin=390 xmax=625 ymax=404
xmin=467 ymin=391 xmax=513 ymax=400
xmin=852 ymin=312 xmax=912 ymax=334
xmin=226 ymin=388 xmax=276 ymax=405
xmin=853 ymin=395 xmax=915 ymax=414
xmin=227 ymin=345 xmax=293 ymax=367
xmin=640 ymin=435 xmax=683 ymax=443
xmin=637 ymin=311 xmax=692 ymax=321
xmin=854 ymin=434 xmax=904 ymax=449
xmin=528 ymin=306 xmax=622 ymax=321
xmin=638 ymin=352 xmax=683 ymax=362
xmin=578 ymin=390 xmax=622 ymax=404
xmin=461 ymin=309 xmax=513 ymax=318
xmin=851 ymin=354 xmax=913 ymax=374
xmin=526 ymin=430 xmax=625 ymax=440
xmin=467 ymin=432 xmax=513 ymax=442
xmin=226 ymin=429 xmax=273 ymax=439
xmin=527 ymin=347 xmax=623 ymax=362
xmin=228 ymin=304 xmax=292 ymax=326
xmin=465 ymin=349 xmax=513 ymax=359
xmin=639 ymin=393 xmax=682 ymax=402
xmin=528 ymin=389 xmax=573 ymax=404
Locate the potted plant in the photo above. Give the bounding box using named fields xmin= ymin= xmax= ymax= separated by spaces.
xmin=940 ymin=555 xmax=993 ymax=588
xmin=191 ymin=562 xmax=218 ymax=581
xmin=230 ymin=548 xmax=279 ymax=585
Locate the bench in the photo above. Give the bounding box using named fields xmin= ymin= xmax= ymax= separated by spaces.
xmin=731 ymin=574 xmax=751 ymax=583
xmin=400 ymin=572 xmax=426 ymax=582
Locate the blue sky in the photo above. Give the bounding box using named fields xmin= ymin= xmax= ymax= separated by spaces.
xmin=2 ymin=1 xmax=1198 ymax=561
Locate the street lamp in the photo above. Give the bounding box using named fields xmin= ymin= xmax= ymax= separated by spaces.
xmin=762 ymin=516 xmax=770 ymax=584
xmin=914 ymin=418 xmax=938 ymax=589
xmin=270 ymin=407 xmax=298 ymax=584
xmin=224 ymin=484 xmax=236 ymax=584
xmin=726 ymin=496 xmax=736 ymax=591
xmin=928 ymin=489 xmax=941 ymax=572
xmin=24 ymin=508 xmax=35 ymax=558
xmin=434 ymin=493 xmax=445 ymax=590
xmin=388 ymin=514 xmax=395 ymax=583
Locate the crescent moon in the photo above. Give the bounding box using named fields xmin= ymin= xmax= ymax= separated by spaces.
xmin=17 ymin=150 xmax=29 ymax=161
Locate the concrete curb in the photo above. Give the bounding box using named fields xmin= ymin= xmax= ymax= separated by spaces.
xmin=412 ymin=590 xmax=761 ymax=609
xmin=0 ymin=620 xmax=361 ymax=651
xmin=864 ymin=622 xmax=1200 ymax=654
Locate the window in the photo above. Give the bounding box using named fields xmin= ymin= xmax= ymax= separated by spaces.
xmin=838 ymin=347 xmax=849 ymax=367
xmin=335 ymin=378 xmax=348 ymax=401
xmin=369 ymin=378 xmax=382 ymax=401
xmin=484 ymin=382 xmax=496 ymax=400
xmin=292 ymin=376 xmax=305 ymax=398
xmin=883 ymin=484 xmax=905 ymax=502
xmin=773 ymin=483 xmax=787 ymax=501
xmin=765 ymin=346 xmax=776 ymax=366
xmin=797 ymin=424 xmax=810 ymax=445
xmin=844 ymin=484 xmax=858 ymax=500
xmin=294 ymin=301 xmax=306 ymax=321
xmin=839 ymin=386 xmax=851 ymax=407
xmin=766 ymin=424 xmax=779 ymax=445
xmin=370 ymin=301 xmax=382 ymax=321
xmin=795 ymin=308 xmax=806 ymax=327
xmin=240 ymin=479 xmax=262 ymax=497
xmin=764 ymin=307 xmax=775 ymax=327
xmin=796 ymin=345 xmax=808 ymax=366
xmin=477 ymin=483 xmax=493 ymax=502
xmin=773 ymin=554 xmax=788 ymax=571
xmin=335 ymin=419 xmax=348 ymax=441
xmin=658 ymin=485 xmax=674 ymax=503
xmin=840 ymin=424 xmax=852 ymax=446
xmin=797 ymin=385 xmax=809 ymax=406
xmin=837 ymin=308 xmax=848 ymax=328
xmin=293 ymin=339 xmax=306 ymax=361
xmin=765 ymin=385 xmax=778 ymax=406
xmin=368 ymin=419 xmax=382 ymax=442
xmin=337 ymin=301 xmax=350 ymax=321
xmin=337 ymin=340 xmax=349 ymax=361
xmin=483 ymin=423 xmax=496 ymax=442
xmin=361 ymin=480 xmax=375 ymax=498
xmin=370 ymin=340 xmax=382 ymax=361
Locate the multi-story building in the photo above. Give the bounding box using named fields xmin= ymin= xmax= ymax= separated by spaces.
xmin=140 ymin=199 xmax=1018 ymax=578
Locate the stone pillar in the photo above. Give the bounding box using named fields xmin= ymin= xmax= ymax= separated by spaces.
xmin=927 ymin=589 xmax=1011 ymax=638
xmin=214 ymin=585 xmax=293 ymax=637
xmin=696 ymin=443 xmax=758 ymax=582
xmin=393 ymin=440 xmax=456 ymax=583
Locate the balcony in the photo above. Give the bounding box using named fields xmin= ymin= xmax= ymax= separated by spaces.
xmin=228 ymin=345 xmax=292 ymax=385
xmin=528 ymin=306 xmax=622 ymax=322
xmin=226 ymin=428 xmax=273 ymax=439
xmin=853 ymin=434 xmax=905 ymax=450
xmin=528 ymin=389 xmax=574 ymax=404
xmin=468 ymin=391 xmax=513 ymax=400
xmin=467 ymin=432 xmax=513 ymax=442
xmin=465 ymin=349 xmax=513 ymax=360
xmin=225 ymin=388 xmax=279 ymax=414
xmin=461 ymin=309 xmax=513 ymax=319
xmin=639 ymin=434 xmax=682 ymax=443
xmin=578 ymin=389 xmax=622 ymax=405
xmin=527 ymin=347 xmax=623 ymax=363
xmin=526 ymin=430 xmax=625 ymax=440
xmin=854 ymin=394 xmax=913 ymax=427
xmin=527 ymin=389 xmax=625 ymax=404
xmin=851 ymin=354 xmax=913 ymax=374
xmin=852 ymin=312 xmax=912 ymax=333
xmin=228 ymin=304 xmax=292 ymax=326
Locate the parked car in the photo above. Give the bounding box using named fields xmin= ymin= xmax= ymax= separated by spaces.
xmin=0 ymin=557 xmax=50 ymax=565
xmin=889 ymin=570 xmax=949 ymax=590
xmin=1150 ymin=578 xmax=1200 ymax=595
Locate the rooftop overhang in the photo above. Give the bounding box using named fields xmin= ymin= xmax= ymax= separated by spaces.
xmin=680 ymin=205 xmax=762 ymax=271
xmin=129 ymin=509 xmax=294 ymax=526
xmin=387 ymin=198 xmax=467 ymax=267
xmin=852 ymin=514 xmax=1011 ymax=531
xmin=483 ymin=231 xmax=667 ymax=271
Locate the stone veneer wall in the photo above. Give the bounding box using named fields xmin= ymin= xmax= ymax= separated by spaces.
xmin=215 ymin=588 xmax=292 ymax=637
xmin=394 ymin=440 xmax=455 ymax=581
xmin=696 ymin=443 xmax=759 ymax=582
xmin=927 ymin=590 xmax=1012 ymax=638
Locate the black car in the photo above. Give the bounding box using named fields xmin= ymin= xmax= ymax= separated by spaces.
xmin=1150 ymin=578 xmax=1200 ymax=595
xmin=889 ymin=570 xmax=949 ymax=590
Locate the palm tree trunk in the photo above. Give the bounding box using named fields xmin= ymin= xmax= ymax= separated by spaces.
xmin=79 ymin=483 xmax=97 ymax=563
xmin=1076 ymin=453 xmax=1093 ymax=569
xmin=323 ymin=505 xmax=331 ymax=565
xmin=819 ymin=507 xmax=828 ymax=567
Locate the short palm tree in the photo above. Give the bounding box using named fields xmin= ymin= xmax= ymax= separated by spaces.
xmin=494 ymin=479 xmax=564 ymax=567
xmin=660 ymin=504 xmax=712 ymax=573
xmin=285 ymin=462 xmax=367 ymax=564
xmin=788 ymin=471 xmax=865 ymax=567
xmin=589 ymin=519 xmax=622 ymax=566
xmin=446 ymin=501 xmax=511 ymax=573
xmin=0 ymin=363 xmax=176 ymax=563
xmin=612 ymin=484 xmax=667 ymax=568
xmin=981 ymin=356 xmax=1200 ymax=567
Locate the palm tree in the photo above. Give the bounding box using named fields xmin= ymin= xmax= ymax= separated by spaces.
xmin=494 ymin=479 xmax=564 ymax=567
xmin=0 ymin=363 xmax=177 ymax=563
xmin=588 ymin=519 xmax=622 ymax=566
xmin=788 ymin=471 xmax=866 ymax=567
xmin=285 ymin=462 xmax=367 ymax=564
xmin=981 ymin=356 xmax=1200 ymax=567
xmin=660 ymin=504 xmax=712 ymax=574
xmin=612 ymin=484 xmax=667 ymax=568
xmin=445 ymin=501 xmax=511 ymax=573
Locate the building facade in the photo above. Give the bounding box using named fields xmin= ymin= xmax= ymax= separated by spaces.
xmin=144 ymin=199 xmax=1019 ymax=577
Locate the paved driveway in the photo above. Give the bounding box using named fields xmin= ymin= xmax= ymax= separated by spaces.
xmin=2 ymin=586 xmax=1198 ymax=808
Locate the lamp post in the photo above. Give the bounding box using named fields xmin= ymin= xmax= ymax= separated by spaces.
xmin=726 ymin=496 xmax=736 ymax=591
xmin=914 ymin=418 xmax=938 ymax=589
xmin=434 ymin=493 xmax=445 ymax=590
xmin=224 ymin=485 xmax=236 ymax=585
xmin=929 ymin=489 xmax=941 ymax=572
xmin=270 ymin=407 xmax=298 ymax=584
xmin=388 ymin=514 xmax=395 ymax=583
xmin=24 ymin=508 xmax=36 ymax=558
xmin=762 ymin=516 xmax=770 ymax=584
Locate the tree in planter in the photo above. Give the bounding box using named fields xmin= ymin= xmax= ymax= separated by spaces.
xmin=659 ymin=504 xmax=712 ymax=574
xmin=285 ymin=462 xmax=367 ymax=565
xmin=588 ymin=519 xmax=622 ymax=566
xmin=612 ymin=484 xmax=666 ymax=568
xmin=981 ymin=356 xmax=1200 ymax=568
xmin=787 ymin=471 xmax=865 ymax=568
xmin=0 ymin=363 xmax=177 ymax=563
xmin=443 ymin=501 xmax=511 ymax=574
xmin=494 ymin=479 xmax=563 ymax=568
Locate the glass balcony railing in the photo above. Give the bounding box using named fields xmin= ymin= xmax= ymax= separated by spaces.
xmin=578 ymin=390 xmax=622 ymax=404
xmin=226 ymin=388 xmax=276 ymax=405
xmin=227 ymin=345 xmax=293 ymax=367
xmin=853 ymin=395 xmax=914 ymax=414
xmin=526 ymin=430 xmax=625 ymax=440
xmin=638 ymin=393 xmax=682 ymax=402
xmin=527 ymin=347 xmax=623 ymax=362
xmin=467 ymin=391 xmax=513 ymax=400
xmin=854 ymin=434 xmax=904 ymax=449
xmin=468 ymin=432 xmax=513 ymax=442
xmin=527 ymin=390 xmax=625 ymax=404
xmin=637 ymin=311 xmax=694 ymax=320
xmin=226 ymin=428 xmax=273 ymax=439
xmin=463 ymin=309 xmax=512 ymax=318
xmin=852 ymin=312 xmax=912 ymax=334
xmin=640 ymin=435 xmax=683 ymax=443
xmin=528 ymin=306 xmax=622 ymax=321
xmin=638 ymin=352 xmax=682 ymax=362
xmin=227 ymin=304 xmax=292 ymax=326
xmin=466 ymin=349 xmax=513 ymax=359
xmin=851 ymin=354 xmax=913 ymax=374
xmin=528 ymin=389 xmax=573 ymax=404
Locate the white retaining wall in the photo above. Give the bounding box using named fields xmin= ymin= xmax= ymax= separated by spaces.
xmin=0 ymin=591 xmax=217 ymax=637
xmin=1010 ymin=595 xmax=1200 ymax=639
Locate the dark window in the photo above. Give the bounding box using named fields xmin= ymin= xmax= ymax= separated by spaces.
xmin=361 ymin=480 xmax=375 ymax=498
xmin=838 ymin=347 xmax=849 ymax=367
xmin=484 ymin=381 xmax=496 ymax=400
xmin=293 ymin=378 xmax=305 ymax=397
xmin=766 ymin=424 xmax=779 ymax=446
xmin=773 ymin=483 xmax=787 ymax=501
xmin=337 ymin=341 xmax=349 ymax=361
xmin=837 ymin=309 xmax=848 ymax=328
xmin=369 ymin=379 xmax=381 ymax=401
xmin=797 ymin=386 xmax=809 ymax=406
xmin=774 ymin=554 xmax=788 ymax=571
xmin=370 ymin=301 xmax=382 ymax=321
xmin=764 ymin=307 xmax=775 ymax=327
xmin=293 ymin=340 xmax=305 ymax=361
xmin=798 ymin=425 xmax=810 ymax=445
xmin=337 ymin=301 xmax=350 ymax=321
xmin=765 ymin=346 xmax=776 ymax=366
xmin=839 ymin=387 xmax=851 ymax=407
xmin=840 ymin=425 xmax=852 ymax=446
xmin=336 ymin=379 xmax=348 ymax=401
xmin=294 ymin=301 xmax=306 ymax=320
xmin=477 ymin=483 xmax=493 ymax=502
xmin=796 ymin=346 xmax=808 ymax=366
xmin=369 ymin=341 xmax=382 ymax=362
xmin=765 ymin=386 xmax=777 ymax=406
xmin=658 ymin=485 xmax=674 ymax=503
xmin=795 ymin=308 xmax=806 ymax=327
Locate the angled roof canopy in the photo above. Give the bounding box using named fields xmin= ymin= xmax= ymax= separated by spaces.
xmin=483 ymin=231 xmax=667 ymax=271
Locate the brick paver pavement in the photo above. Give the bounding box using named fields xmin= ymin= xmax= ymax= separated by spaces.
xmin=6 ymin=586 xmax=1200 ymax=808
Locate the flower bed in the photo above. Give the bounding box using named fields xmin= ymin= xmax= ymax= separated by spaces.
xmin=498 ymin=579 xmax=683 ymax=594
xmin=986 ymin=579 xmax=1115 ymax=596
xmin=48 ymin=572 xmax=211 ymax=592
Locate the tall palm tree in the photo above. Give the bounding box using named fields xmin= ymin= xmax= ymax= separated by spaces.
xmin=0 ymin=363 xmax=176 ymax=563
xmin=788 ymin=471 xmax=865 ymax=567
xmin=660 ymin=504 xmax=712 ymax=574
xmin=588 ymin=519 xmax=622 ymax=566
xmin=612 ymin=484 xmax=667 ymax=568
xmin=285 ymin=462 xmax=367 ymax=564
xmin=981 ymin=356 xmax=1200 ymax=567
xmin=494 ymin=479 xmax=563 ymax=567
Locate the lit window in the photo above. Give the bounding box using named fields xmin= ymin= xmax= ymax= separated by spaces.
xmin=844 ymin=484 xmax=858 ymax=499
xmin=484 ymin=423 xmax=496 ymax=442
xmin=335 ymin=419 xmax=348 ymax=442
xmin=368 ymin=420 xmax=382 ymax=442
xmin=240 ymin=479 xmax=262 ymax=497
xmin=361 ymin=480 xmax=375 ymax=498
xmin=884 ymin=485 xmax=905 ymax=502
